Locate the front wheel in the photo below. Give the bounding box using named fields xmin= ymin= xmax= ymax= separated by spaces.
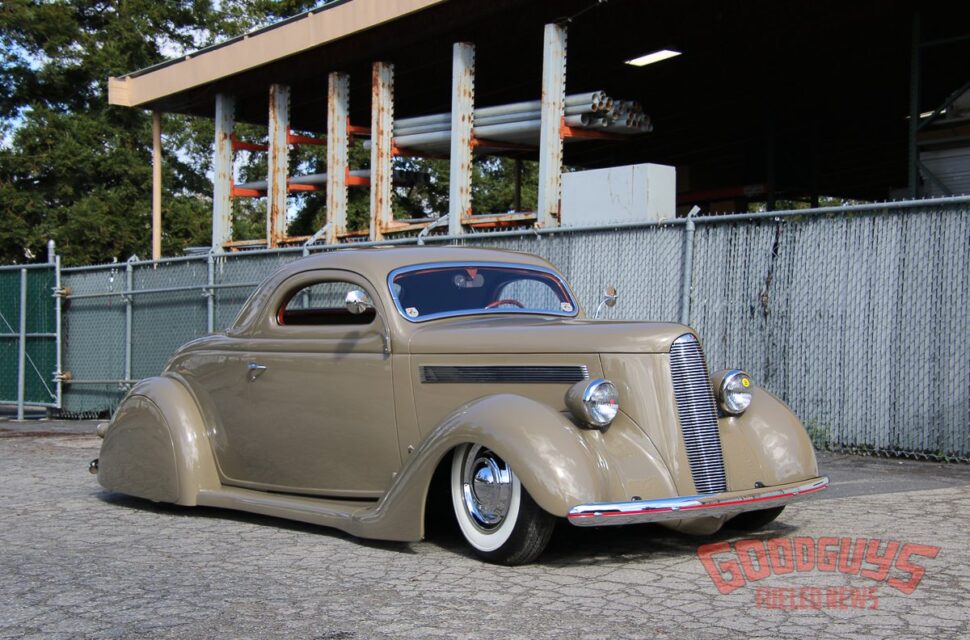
xmin=450 ymin=444 xmax=555 ymax=565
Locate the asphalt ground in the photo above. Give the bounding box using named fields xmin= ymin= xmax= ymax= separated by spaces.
xmin=1 ymin=419 xmax=968 ymax=639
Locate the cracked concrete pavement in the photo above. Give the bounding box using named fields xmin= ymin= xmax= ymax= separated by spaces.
xmin=1 ymin=421 xmax=968 ymax=639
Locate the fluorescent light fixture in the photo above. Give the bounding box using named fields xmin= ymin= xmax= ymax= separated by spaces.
xmin=625 ymin=49 xmax=682 ymax=67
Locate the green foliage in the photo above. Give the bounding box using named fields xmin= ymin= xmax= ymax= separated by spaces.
xmin=803 ymin=419 xmax=832 ymax=450
xmin=0 ymin=0 xmax=222 ymax=265
xmin=473 ymin=157 xmax=538 ymax=214
xmin=390 ymin=156 xmax=538 ymax=224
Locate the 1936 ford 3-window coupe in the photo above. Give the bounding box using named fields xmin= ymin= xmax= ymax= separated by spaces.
xmin=95 ymin=247 xmax=827 ymax=564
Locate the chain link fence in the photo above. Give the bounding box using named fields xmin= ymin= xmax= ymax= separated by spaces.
xmin=53 ymin=197 xmax=970 ymax=461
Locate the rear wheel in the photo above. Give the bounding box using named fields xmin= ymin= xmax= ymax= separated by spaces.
xmin=450 ymin=444 xmax=555 ymax=565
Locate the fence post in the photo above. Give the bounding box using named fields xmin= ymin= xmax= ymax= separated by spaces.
xmin=16 ymin=268 xmax=27 ymax=420
xmin=679 ymin=207 xmax=699 ymax=325
xmin=124 ymin=260 xmax=133 ymax=383
xmin=206 ymin=252 xmax=215 ymax=334
xmin=54 ymin=253 xmax=62 ymax=408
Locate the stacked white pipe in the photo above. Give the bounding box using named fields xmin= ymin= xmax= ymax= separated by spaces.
xmin=368 ymin=91 xmax=651 ymax=154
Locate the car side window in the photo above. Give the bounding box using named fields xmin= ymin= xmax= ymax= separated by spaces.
xmin=278 ymin=280 xmax=375 ymax=326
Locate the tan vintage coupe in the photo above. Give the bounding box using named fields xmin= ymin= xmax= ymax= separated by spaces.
xmin=93 ymin=246 xmax=827 ymax=564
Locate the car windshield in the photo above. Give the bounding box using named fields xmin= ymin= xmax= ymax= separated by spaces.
xmin=388 ymin=262 xmax=579 ymax=322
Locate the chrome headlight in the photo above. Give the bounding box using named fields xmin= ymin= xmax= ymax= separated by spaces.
xmin=718 ymin=369 xmax=753 ymax=415
xmin=565 ymin=378 xmax=620 ymax=428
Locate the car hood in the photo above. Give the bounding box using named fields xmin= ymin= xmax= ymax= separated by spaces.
xmin=406 ymin=316 xmax=691 ymax=354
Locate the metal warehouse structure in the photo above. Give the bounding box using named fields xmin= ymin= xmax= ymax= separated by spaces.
xmin=106 ymin=0 xmax=970 ymax=256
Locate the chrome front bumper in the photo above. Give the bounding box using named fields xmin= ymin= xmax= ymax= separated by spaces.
xmin=567 ymin=476 xmax=829 ymax=527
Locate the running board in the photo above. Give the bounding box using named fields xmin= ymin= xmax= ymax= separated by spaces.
xmin=196 ymin=487 xmax=415 ymax=542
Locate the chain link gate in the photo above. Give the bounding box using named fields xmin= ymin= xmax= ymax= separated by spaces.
xmin=0 ymin=259 xmax=62 ymax=418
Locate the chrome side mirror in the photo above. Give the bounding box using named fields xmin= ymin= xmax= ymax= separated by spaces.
xmin=345 ymin=289 xmax=372 ymax=315
xmin=603 ymin=286 xmax=618 ymax=308
xmin=593 ymin=286 xmax=618 ymax=319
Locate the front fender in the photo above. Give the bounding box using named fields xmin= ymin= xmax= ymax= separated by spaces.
xmin=719 ymin=386 xmax=820 ymax=489
xmin=356 ymin=393 xmax=613 ymax=541
xmin=98 ymin=374 xmax=219 ymax=506
xmin=426 ymin=393 xmax=614 ymax=517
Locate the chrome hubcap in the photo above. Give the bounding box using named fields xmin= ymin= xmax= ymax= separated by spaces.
xmin=461 ymin=445 xmax=513 ymax=531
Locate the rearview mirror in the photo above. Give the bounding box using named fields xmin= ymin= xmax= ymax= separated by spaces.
xmin=345 ymin=289 xmax=372 ymax=315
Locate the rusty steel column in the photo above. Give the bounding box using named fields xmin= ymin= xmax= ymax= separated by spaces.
xmin=151 ymin=111 xmax=162 ymax=260
xmin=326 ymin=72 xmax=350 ymax=244
xmin=267 ymin=84 xmax=291 ymax=248
xmin=448 ymin=42 xmax=475 ymax=236
xmin=369 ymin=62 xmax=394 ymax=241
xmin=537 ymin=22 xmax=567 ymax=228
xmin=212 ymin=93 xmax=235 ymax=252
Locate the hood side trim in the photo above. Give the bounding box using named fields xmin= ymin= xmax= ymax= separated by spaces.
xmin=420 ymin=365 xmax=589 ymax=384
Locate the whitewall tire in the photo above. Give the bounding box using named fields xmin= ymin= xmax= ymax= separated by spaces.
xmin=450 ymin=443 xmax=555 ymax=565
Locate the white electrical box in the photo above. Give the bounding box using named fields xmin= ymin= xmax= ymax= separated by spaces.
xmin=560 ymin=163 xmax=676 ymax=227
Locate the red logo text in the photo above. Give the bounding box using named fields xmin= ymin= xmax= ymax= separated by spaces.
xmin=697 ymin=537 xmax=940 ymax=596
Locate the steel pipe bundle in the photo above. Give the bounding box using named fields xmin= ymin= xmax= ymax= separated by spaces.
xmin=235 ymin=169 xmax=425 ymax=192
xmin=383 ymin=91 xmax=652 ymax=154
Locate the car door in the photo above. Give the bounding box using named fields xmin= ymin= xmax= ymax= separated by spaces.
xmin=212 ymin=269 xmax=400 ymax=499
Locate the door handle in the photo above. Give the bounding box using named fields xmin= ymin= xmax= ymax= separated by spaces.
xmin=247 ymin=362 xmax=267 ymax=382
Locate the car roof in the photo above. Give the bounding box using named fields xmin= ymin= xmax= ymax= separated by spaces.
xmin=225 ymin=245 xmax=564 ymax=337
xmin=269 ymin=245 xmax=558 ymax=284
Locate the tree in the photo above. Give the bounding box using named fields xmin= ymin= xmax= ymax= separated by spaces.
xmin=0 ymin=0 xmax=229 ymax=265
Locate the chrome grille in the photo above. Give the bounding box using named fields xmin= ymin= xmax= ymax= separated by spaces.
xmin=670 ymin=334 xmax=727 ymax=494
xmin=420 ymin=365 xmax=589 ymax=384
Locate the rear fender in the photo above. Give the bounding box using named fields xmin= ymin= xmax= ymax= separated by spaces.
xmin=98 ymin=375 xmax=219 ymax=506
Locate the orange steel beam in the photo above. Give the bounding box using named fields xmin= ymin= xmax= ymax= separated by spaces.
xmin=230 ymin=175 xmax=262 ymax=198
xmin=287 ymin=183 xmax=321 ymax=192
xmin=231 ymin=186 xmax=263 ymax=197
xmin=336 ymin=228 xmax=370 ymax=238
xmin=471 ymin=136 xmax=536 ymax=152
xmin=348 ymin=120 xmax=370 ymax=137
xmin=230 ymin=133 xmax=269 ymax=152
xmin=346 ymin=167 xmax=371 ymax=187
xmin=391 ymin=143 xmax=448 ymax=159
xmin=287 ymin=130 xmax=327 ymax=146
xmin=467 ymin=219 xmax=532 ymax=229
xmin=559 ymin=117 xmax=626 ymax=141
xmin=463 ymin=212 xmax=537 ymax=228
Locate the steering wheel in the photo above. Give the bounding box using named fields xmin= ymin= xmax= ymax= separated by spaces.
xmin=485 ymin=298 xmax=525 ymax=309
